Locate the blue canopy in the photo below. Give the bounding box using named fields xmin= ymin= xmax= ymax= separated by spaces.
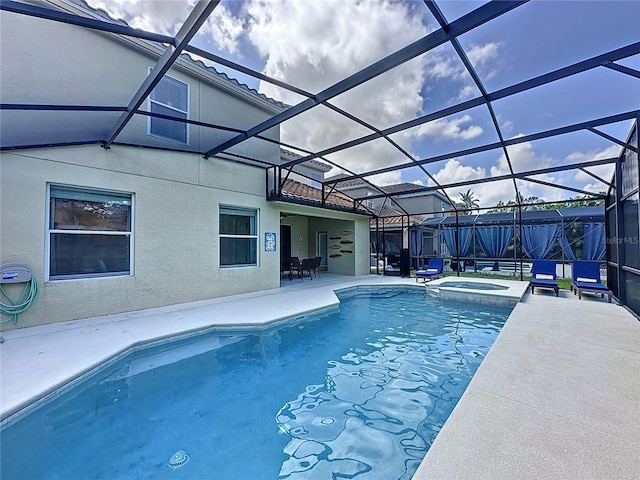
xmin=410 ymin=228 xmax=422 ymax=268
xmin=410 ymin=228 xmax=422 ymax=257
xmin=442 ymin=227 xmax=472 ymax=258
xmin=583 ymin=223 xmax=606 ymax=260
xmin=521 ymin=224 xmax=560 ymax=259
xmin=558 ymin=231 xmax=577 ymax=261
xmin=476 ymin=226 xmax=513 ymax=258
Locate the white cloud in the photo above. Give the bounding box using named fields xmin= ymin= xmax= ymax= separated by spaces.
xmin=429 ymin=158 xmax=489 ymax=203
xmin=497 ymin=115 xmax=514 ymax=134
xmin=432 ymin=158 xmax=486 ymax=184
xmin=423 ymin=45 xmax=466 ymax=81
xmin=568 ymin=146 xmax=618 ymax=192
xmin=416 ymin=115 xmax=483 ymax=141
xmin=457 ymin=84 xmax=478 ymax=100
xmin=447 ymin=42 xmax=504 ymax=101
xmin=426 ymin=139 xmax=584 ymax=207
xmin=492 ymin=139 xmax=553 ymax=175
xmin=244 ymin=0 xmax=429 ymax=173
xmin=467 ymin=42 xmax=502 ymax=68
xmin=87 ymin=1 xmax=242 ymax=54
xmin=489 ymin=140 xmax=570 ymax=203
xmin=566 ymin=145 xmax=622 ymax=163
xmin=201 ymin=6 xmax=245 ymax=55
xmin=427 ymin=158 xmax=515 ymax=207
xmin=87 ymin=0 xmax=195 ymax=35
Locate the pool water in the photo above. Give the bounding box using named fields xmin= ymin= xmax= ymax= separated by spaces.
xmin=437 ymin=281 xmax=509 ymax=291
xmin=0 ymin=288 xmax=512 ymax=479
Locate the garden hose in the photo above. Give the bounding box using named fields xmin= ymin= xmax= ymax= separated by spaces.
xmin=0 ymin=275 xmax=39 ymax=326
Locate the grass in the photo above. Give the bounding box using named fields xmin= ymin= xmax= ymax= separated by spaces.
xmin=438 ymin=271 xmax=572 ymax=290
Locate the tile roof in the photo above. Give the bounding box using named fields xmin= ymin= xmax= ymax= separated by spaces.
xmin=380 ymin=183 xmax=429 ymax=194
xmin=369 ymin=205 xmax=424 ymax=226
xmin=280 ymin=179 xmax=371 ymax=213
xmin=280 ymin=149 xmax=332 ymax=171
xmin=324 ymin=174 xmax=367 ymax=187
xmin=65 ymin=0 xmax=287 ymax=111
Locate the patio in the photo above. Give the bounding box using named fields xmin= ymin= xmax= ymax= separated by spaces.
xmin=1 ymin=274 xmax=637 ymax=478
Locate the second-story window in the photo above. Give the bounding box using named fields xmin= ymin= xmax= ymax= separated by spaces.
xmin=149 ymin=73 xmax=189 ymax=144
xmin=310 ymin=172 xmax=322 ymax=188
xmin=365 ymin=192 xmax=374 ymax=209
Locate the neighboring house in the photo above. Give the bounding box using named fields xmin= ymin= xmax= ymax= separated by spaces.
xmin=0 ymin=0 xmax=370 ymax=329
xmin=280 ymin=149 xmax=332 ymax=188
xmin=328 ymin=175 xmax=453 ymax=269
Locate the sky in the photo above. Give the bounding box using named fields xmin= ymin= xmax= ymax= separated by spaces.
xmin=85 ymin=0 xmax=640 ymax=208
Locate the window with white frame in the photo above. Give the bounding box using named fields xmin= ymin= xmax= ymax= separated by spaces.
xmin=48 ymin=185 xmax=133 ymax=280
xmin=365 ymin=192 xmax=374 ymax=209
xmin=148 ymin=72 xmax=189 ymax=144
xmin=219 ymin=206 xmax=258 ymax=267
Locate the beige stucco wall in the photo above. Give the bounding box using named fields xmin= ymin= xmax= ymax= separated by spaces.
xmin=0 ymin=5 xmax=281 ymax=158
xmin=284 ymin=216 xmax=310 ymax=259
xmin=0 ymin=4 xmax=370 ymax=330
xmin=277 ymin=204 xmax=370 ymax=276
xmin=0 ymin=145 xmax=283 ymax=330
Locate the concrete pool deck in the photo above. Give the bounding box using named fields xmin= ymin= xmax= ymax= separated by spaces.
xmin=1 ymin=274 xmax=638 ymax=479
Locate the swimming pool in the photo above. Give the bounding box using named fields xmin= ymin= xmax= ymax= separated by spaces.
xmin=0 ymin=287 xmax=512 ymax=479
xmin=425 ymin=278 xmax=527 ymax=307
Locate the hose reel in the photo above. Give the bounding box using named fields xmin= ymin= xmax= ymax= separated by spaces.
xmin=0 ymin=263 xmax=39 ymax=341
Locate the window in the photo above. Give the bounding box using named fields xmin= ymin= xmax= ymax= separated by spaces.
xmin=365 ymin=192 xmax=374 ymax=209
xmin=219 ymin=206 xmax=258 ymax=267
xmin=48 ymin=185 xmax=133 ymax=280
xmin=310 ymin=172 xmax=322 ymax=188
xmin=148 ymin=73 xmax=189 ymax=144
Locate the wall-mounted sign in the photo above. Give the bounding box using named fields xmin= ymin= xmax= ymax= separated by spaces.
xmin=265 ymin=232 xmax=277 ymax=252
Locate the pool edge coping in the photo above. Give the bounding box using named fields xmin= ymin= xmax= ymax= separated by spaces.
xmin=0 ymin=280 xmax=428 ymax=424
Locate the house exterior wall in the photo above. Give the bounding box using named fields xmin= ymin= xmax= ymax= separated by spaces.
xmin=394 ymin=194 xmax=449 ymax=217
xmin=0 ymin=5 xmax=281 ymax=159
xmin=289 ymin=164 xmax=327 ymax=186
xmin=277 ymin=204 xmax=371 ymax=276
xmin=287 ymin=216 xmax=310 ymax=259
xmin=0 ymin=2 xmax=371 ymax=331
xmin=0 ymin=145 xmax=283 ymax=329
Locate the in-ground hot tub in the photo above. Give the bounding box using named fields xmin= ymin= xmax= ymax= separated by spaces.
xmin=425 ymin=277 xmax=528 ymax=306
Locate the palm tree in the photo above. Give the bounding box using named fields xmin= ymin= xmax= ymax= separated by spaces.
xmin=459 ymin=189 xmax=479 ymax=213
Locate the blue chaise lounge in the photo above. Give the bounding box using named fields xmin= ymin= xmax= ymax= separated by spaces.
xmin=570 ymin=260 xmax=613 ymax=303
xmin=530 ymin=259 xmax=559 ymax=296
xmin=415 ymin=258 xmax=444 ymax=283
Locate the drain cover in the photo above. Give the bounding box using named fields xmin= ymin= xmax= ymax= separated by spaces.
xmin=167 ymin=449 xmax=190 ymax=469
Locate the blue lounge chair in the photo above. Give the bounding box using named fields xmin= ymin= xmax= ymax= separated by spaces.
xmin=415 ymin=258 xmax=444 ymax=283
xmin=530 ymin=259 xmax=558 ymax=296
xmin=570 ymin=260 xmax=612 ymax=303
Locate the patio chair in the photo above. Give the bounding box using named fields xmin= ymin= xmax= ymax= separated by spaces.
xmin=313 ymin=256 xmax=323 ymax=277
xmin=530 ymin=259 xmax=558 ymax=296
xmin=289 ymin=257 xmax=302 ymax=280
xmin=415 ymin=258 xmax=444 ymax=283
xmin=570 ymin=260 xmax=613 ymax=303
xmin=281 ymin=259 xmax=293 ymax=281
xmin=300 ymin=258 xmax=315 ymax=281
